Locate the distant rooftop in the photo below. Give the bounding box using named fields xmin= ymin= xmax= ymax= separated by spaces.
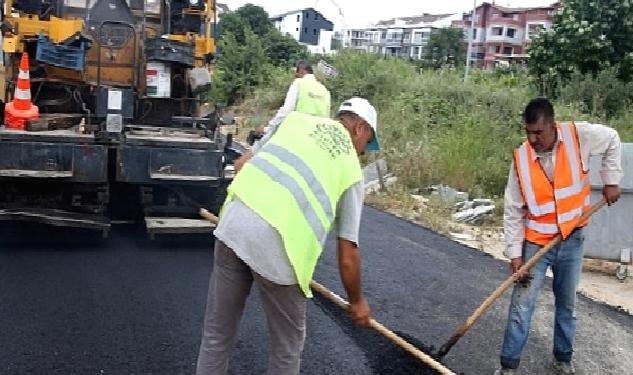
xmin=374 ymin=13 xmax=454 ymax=26
xmin=271 ymin=7 xmax=329 ymax=21
xmin=473 ymin=1 xmax=559 ymax=14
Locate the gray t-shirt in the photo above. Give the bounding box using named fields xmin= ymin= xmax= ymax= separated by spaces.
xmin=214 ymin=182 xmax=364 ymax=285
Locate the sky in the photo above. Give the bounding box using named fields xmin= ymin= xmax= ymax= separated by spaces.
xmin=226 ymin=0 xmax=557 ymax=29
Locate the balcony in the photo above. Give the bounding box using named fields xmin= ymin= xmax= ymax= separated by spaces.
xmin=384 ymin=38 xmax=403 ymax=46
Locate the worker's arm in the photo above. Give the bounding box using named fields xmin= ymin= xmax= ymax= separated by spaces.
xmin=577 ymin=122 xmax=623 ymax=205
xmin=503 ymin=161 xmax=529 ymax=280
xmin=337 ymin=238 xmax=370 ymax=326
xmin=233 ymin=81 xmax=301 ymax=172
xmin=336 ymin=182 xmax=370 ymax=326
xmin=250 ymin=80 xmax=300 ymax=154
xmin=234 ymin=149 xmax=252 ymax=173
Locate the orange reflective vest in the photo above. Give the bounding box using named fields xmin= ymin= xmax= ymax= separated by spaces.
xmin=514 ymin=122 xmax=590 ymax=245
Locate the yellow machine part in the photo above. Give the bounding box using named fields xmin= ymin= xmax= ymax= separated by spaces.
xmin=49 ymin=17 xmax=84 ymax=43
xmin=4 ymin=15 xmax=83 ymax=49
xmin=167 ymin=34 xmax=216 ymax=67
xmin=3 ymin=35 xmax=19 ymax=53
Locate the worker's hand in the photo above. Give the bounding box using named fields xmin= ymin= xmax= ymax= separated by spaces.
xmin=255 ymin=125 xmax=267 ymax=135
xmin=234 ymin=150 xmax=253 ymax=173
xmin=510 ymin=257 xmax=531 ymax=285
xmin=603 ymin=185 xmax=621 ymax=206
xmin=348 ymin=295 xmax=371 ymax=327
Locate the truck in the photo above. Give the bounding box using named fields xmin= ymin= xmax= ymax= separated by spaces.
xmin=0 ymin=0 xmax=242 ymax=237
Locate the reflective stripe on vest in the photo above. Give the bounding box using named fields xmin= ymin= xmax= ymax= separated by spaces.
xmin=249 ymin=156 xmax=328 ymax=242
xmin=262 ymin=144 xmax=334 ymax=224
xmin=514 ymin=122 xmax=590 ymax=244
xmin=295 ymin=77 xmax=330 ymax=117
xmin=224 ymin=111 xmax=362 ymax=297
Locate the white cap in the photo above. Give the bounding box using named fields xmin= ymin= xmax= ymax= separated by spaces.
xmin=337 ymin=97 xmax=379 ymax=151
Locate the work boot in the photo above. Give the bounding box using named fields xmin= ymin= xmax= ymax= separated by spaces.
xmin=493 ymin=367 xmax=517 ymax=375
xmin=553 ymin=360 xmax=576 ymax=374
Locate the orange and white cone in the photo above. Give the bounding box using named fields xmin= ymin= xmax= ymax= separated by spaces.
xmin=5 ymin=52 xmax=39 ymax=130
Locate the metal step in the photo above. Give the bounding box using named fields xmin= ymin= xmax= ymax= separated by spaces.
xmin=0 ymin=208 xmax=110 ymax=230
xmin=145 ymin=216 xmax=215 ymax=235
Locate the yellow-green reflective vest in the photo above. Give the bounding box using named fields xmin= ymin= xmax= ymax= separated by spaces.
xmin=295 ymin=77 xmax=331 ymax=117
xmin=224 ymin=111 xmax=362 ymax=297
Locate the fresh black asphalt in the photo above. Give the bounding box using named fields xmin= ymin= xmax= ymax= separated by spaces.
xmin=1 ymin=207 xmax=631 ymax=374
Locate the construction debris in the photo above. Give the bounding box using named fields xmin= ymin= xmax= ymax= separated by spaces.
xmin=366 ymin=176 xmax=397 ymax=194
xmin=410 ymin=194 xmax=429 ymax=207
xmin=364 ymin=158 xmax=397 ymax=193
xmin=449 ymin=232 xmax=476 ymax=242
xmin=453 ymin=203 xmax=495 ymax=224
xmin=430 ymin=185 xmax=469 ymax=203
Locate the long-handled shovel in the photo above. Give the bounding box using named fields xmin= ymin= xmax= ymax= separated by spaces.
xmin=437 ymin=199 xmax=606 ymax=358
xmin=310 ymin=280 xmax=455 ymax=375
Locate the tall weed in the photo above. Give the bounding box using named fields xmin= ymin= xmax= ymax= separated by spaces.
xmin=232 ymin=51 xmax=633 ymax=197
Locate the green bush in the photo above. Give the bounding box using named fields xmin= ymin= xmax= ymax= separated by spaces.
xmin=231 ymin=50 xmax=633 ymax=198
xmin=557 ymin=68 xmax=633 ymax=120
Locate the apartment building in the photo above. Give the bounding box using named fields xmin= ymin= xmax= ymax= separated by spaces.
xmin=452 ymin=2 xmax=558 ymax=69
xmin=345 ymin=14 xmax=459 ymax=60
xmin=271 ymin=8 xmax=334 ymax=54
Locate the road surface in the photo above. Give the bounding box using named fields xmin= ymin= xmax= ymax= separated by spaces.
xmin=1 ymin=207 xmax=631 ymax=374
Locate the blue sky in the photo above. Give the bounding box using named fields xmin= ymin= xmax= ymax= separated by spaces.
xmin=226 ymin=0 xmax=557 ymax=28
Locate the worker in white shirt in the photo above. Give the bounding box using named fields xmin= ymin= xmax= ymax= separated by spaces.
xmin=237 ymin=61 xmax=331 ymax=171
xmin=496 ymin=98 xmax=622 ymax=375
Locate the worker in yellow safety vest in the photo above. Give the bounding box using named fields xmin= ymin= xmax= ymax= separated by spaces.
xmin=196 ymin=97 xmax=379 ymax=375
xmin=236 ymin=61 xmax=331 ymax=171
xmin=495 ymin=98 xmax=622 ymax=375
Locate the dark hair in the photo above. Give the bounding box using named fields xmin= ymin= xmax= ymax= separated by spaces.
xmin=296 ymin=60 xmax=313 ymax=74
xmin=523 ymin=97 xmax=555 ymax=125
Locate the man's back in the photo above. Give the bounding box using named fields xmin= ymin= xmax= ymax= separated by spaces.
xmin=295 ymin=75 xmax=331 ymax=117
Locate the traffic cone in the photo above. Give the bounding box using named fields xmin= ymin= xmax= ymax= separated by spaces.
xmin=5 ymin=52 xmax=39 ymax=130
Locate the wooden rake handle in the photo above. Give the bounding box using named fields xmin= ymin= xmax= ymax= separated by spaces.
xmin=199 ymin=208 xmax=220 ymax=224
xmin=310 ymin=280 xmax=455 ymax=375
xmin=437 ymin=198 xmax=606 ymax=358
xmin=198 ymin=210 xmax=453 ymax=372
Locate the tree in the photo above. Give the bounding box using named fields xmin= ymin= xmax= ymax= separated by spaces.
xmin=212 ymin=29 xmax=270 ymax=104
xmin=218 ymin=4 xmax=274 ymax=43
xmin=424 ymin=27 xmax=466 ymax=69
xmin=212 ymin=4 xmax=309 ymax=103
xmin=217 ymin=4 xmax=306 ymax=66
xmin=235 ymin=3 xmax=275 ymax=36
xmin=266 ymin=31 xmax=308 ymax=67
xmin=217 ymin=12 xmax=249 ymax=44
xmin=528 ymin=0 xmax=633 ymax=90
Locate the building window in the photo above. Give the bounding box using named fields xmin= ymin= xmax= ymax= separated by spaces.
xmin=315 ymin=14 xmax=318 ymax=20
xmin=490 ymin=45 xmax=501 ymax=54
xmin=304 ymin=27 xmax=308 ymax=34
xmin=313 ymin=29 xmax=317 ymax=35
xmin=527 ymin=23 xmax=544 ymax=39
xmin=472 ymin=29 xmax=477 ymax=40
xmin=503 ymin=46 xmax=513 ymax=55
xmin=507 ymin=28 xmax=516 ymax=38
xmin=492 ymin=27 xmax=503 ymax=36
xmin=296 ymin=28 xmax=299 ymax=31
xmin=297 ymin=14 xmax=300 ymax=22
